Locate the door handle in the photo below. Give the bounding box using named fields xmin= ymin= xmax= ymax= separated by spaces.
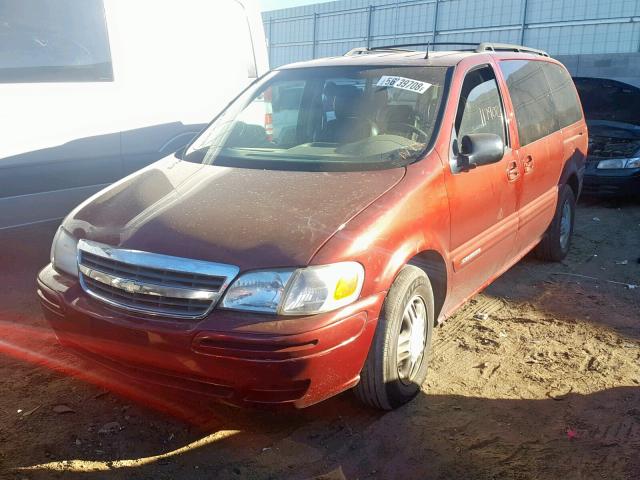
xmin=507 ymin=160 xmax=520 ymax=181
xmin=523 ymin=155 xmax=534 ymax=173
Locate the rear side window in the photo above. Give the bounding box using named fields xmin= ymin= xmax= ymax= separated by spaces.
xmin=499 ymin=60 xmax=557 ymax=146
xmin=542 ymin=63 xmax=583 ymax=128
xmin=0 ymin=0 xmax=113 ymax=83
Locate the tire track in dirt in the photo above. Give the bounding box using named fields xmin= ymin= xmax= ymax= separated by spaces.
xmin=433 ymin=295 xmax=506 ymax=355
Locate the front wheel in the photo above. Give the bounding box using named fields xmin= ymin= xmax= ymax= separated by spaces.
xmin=535 ymin=184 xmax=576 ymax=262
xmin=354 ymin=265 xmax=434 ymax=410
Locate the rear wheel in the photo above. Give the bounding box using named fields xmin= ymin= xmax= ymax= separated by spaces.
xmin=536 ymin=184 xmax=576 ymax=261
xmin=354 ymin=265 xmax=434 ymax=410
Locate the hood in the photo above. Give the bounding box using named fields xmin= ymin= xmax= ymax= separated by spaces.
xmin=587 ymin=120 xmax=640 ymax=138
xmin=65 ymin=157 xmax=405 ymax=270
xmin=574 ymin=77 xmax=640 ymax=127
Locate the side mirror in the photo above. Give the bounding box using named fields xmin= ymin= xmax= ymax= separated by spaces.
xmin=457 ymin=133 xmax=504 ymax=170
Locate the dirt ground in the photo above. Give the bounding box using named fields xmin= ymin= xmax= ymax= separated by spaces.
xmin=1 ymin=196 xmax=639 ymax=480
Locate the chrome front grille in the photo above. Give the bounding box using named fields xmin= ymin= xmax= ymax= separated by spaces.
xmin=80 ymin=251 xmax=226 ymax=290
xmin=77 ymin=240 xmax=239 ymax=319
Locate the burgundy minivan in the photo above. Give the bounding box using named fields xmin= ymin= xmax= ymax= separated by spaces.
xmin=38 ymin=43 xmax=587 ymax=409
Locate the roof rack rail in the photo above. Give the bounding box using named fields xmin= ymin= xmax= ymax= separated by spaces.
xmin=345 ymin=42 xmax=478 ymax=59
xmin=344 ymin=46 xmax=415 ymax=56
xmin=344 ymin=41 xmax=549 ymax=59
xmin=475 ymin=42 xmax=549 ymax=57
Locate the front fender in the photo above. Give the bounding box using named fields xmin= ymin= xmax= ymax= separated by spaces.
xmin=309 ymin=154 xmax=451 ymax=300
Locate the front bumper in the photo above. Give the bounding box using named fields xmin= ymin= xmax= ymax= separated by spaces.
xmin=37 ymin=264 xmax=383 ymax=408
xmin=583 ymin=161 xmax=640 ymax=196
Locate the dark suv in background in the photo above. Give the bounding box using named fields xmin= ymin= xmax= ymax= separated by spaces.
xmin=574 ymin=77 xmax=640 ymax=196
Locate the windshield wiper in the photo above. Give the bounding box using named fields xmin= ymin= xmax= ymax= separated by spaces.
xmin=385 ymin=144 xmax=425 ymax=165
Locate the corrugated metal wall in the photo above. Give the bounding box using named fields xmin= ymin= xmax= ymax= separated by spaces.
xmin=262 ymin=0 xmax=640 ymax=67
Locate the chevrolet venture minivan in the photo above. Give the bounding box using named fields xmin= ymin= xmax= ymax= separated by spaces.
xmin=38 ymin=43 xmax=587 ymax=410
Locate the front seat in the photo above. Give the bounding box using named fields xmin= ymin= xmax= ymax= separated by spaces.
xmin=382 ymin=104 xmax=417 ymax=139
xmin=319 ymin=85 xmax=377 ymax=143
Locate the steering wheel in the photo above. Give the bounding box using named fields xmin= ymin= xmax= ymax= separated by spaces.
xmin=385 ymin=122 xmax=429 ymax=142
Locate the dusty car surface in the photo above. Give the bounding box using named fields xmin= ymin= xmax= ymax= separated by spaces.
xmin=573 ymin=77 xmax=640 ymax=196
xmin=38 ymin=42 xmax=587 ymax=410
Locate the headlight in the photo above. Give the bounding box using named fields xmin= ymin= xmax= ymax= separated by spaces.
xmin=597 ymin=157 xmax=640 ymax=169
xmin=50 ymin=226 xmax=79 ymax=277
xmin=221 ymin=270 xmax=293 ymax=313
xmin=221 ymin=262 xmax=364 ymax=315
xmin=281 ymin=262 xmax=364 ymax=315
xmin=627 ymin=158 xmax=640 ymax=169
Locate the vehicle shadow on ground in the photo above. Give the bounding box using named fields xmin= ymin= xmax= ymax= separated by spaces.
xmin=0 ymin=220 xmax=61 ymax=327
xmin=486 ymin=194 xmax=640 ymax=342
xmin=9 ymin=384 xmax=640 ymax=480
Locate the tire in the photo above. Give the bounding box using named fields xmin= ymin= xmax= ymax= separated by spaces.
xmin=354 ymin=265 xmax=434 ymax=410
xmin=535 ymin=184 xmax=576 ymax=262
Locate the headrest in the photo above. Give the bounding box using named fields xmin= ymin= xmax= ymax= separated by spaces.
xmin=384 ymin=105 xmax=415 ymax=125
xmin=333 ymin=85 xmax=363 ymax=118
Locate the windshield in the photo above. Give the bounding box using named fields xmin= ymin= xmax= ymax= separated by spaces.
xmin=183 ymin=66 xmax=449 ymax=171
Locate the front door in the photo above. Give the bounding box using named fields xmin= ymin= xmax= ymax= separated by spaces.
xmin=442 ymin=63 xmax=521 ymax=306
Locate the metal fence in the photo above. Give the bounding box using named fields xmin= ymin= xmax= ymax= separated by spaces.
xmin=262 ymin=0 xmax=640 ymax=67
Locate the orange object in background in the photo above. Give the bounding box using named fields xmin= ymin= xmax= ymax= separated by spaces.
xmin=264 ymin=87 xmax=274 ymax=142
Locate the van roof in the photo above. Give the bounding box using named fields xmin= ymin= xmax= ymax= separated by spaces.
xmin=277 ymin=42 xmax=551 ymax=70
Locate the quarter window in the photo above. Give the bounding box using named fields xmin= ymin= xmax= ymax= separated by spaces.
xmin=0 ymin=0 xmax=113 ymax=83
xmin=542 ymin=63 xmax=583 ymax=128
xmin=455 ymin=66 xmax=507 ymax=146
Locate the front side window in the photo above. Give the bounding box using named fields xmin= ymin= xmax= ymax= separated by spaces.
xmin=454 ymin=65 xmax=507 ymax=145
xmin=0 ymin=0 xmax=113 ymax=83
xmin=183 ymin=66 xmax=449 ymax=171
xmin=499 ymin=60 xmax=557 ymax=146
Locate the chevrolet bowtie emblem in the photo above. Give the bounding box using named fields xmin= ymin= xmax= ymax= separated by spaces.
xmin=112 ymin=278 xmax=145 ymax=294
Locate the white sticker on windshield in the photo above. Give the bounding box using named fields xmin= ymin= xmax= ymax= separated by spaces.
xmin=376 ymin=76 xmax=432 ymax=94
